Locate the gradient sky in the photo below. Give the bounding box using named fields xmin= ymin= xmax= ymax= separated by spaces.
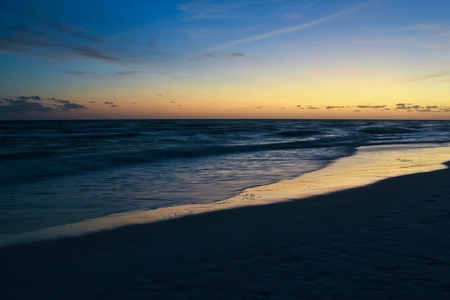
xmin=0 ymin=0 xmax=449 ymax=119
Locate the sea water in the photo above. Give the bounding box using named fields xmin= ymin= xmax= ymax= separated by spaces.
xmin=1 ymin=119 xmax=450 ymax=241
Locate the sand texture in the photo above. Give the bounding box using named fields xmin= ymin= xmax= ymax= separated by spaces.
xmin=1 ymin=163 xmax=450 ymax=299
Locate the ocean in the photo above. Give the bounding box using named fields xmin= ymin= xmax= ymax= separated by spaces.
xmin=1 ymin=119 xmax=450 ymax=242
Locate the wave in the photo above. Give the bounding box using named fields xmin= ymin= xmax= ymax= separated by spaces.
xmin=2 ymin=119 xmax=450 ymax=186
xmin=0 ymin=151 xmax=57 ymax=162
xmin=0 ymin=137 xmax=357 ymax=186
xmin=277 ymin=130 xmax=321 ymax=137
xmin=68 ymin=132 xmax=142 ymax=139
xmin=359 ymin=127 xmax=416 ymax=135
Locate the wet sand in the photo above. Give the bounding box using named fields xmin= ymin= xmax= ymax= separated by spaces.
xmin=2 ymin=144 xmax=448 ymax=248
xmin=1 ymin=161 xmax=450 ymax=299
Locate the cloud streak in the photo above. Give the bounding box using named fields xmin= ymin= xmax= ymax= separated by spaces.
xmin=405 ymin=24 xmax=440 ymax=31
xmin=409 ymin=72 xmax=450 ymax=82
xmin=209 ymin=0 xmax=389 ymax=51
xmin=357 ymin=105 xmax=387 ymax=109
xmin=63 ymin=70 xmax=102 ymax=79
xmin=178 ymin=1 xmax=246 ymax=20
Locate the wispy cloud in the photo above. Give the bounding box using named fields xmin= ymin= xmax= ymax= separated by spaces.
xmin=274 ymin=2 xmax=315 ymax=20
xmin=63 ymin=70 xmax=102 ymax=79
xmin=63 ymin=70 xmax=161 ymax=79
xmin=413 ymin=42 xmax=449 ymax=49
xmin=284 ymin=12 xmax=303 ymax=20
xmin=409 ymin=72 xmax=450 ymax=82
xmin=349 ymin=37 xmax=409 ymax=45
xmin=405 ymin=23 xmax=440 ymax=31
xmin=73 ymin=47 xmax=121 ymax=62
xmin=178 ymin=1 xmax=247 ymax=20
xmin=402 ymin=23 xmax=450 ymax=49
xmin=208 ymin=0 xmax=389 ymax=51
xmin=180 ymin=28 xmax=222 ymax=39
xmin=114 ymin=71 xmax=151 ymax=76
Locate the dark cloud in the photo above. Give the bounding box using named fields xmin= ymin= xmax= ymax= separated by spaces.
xmin=395 ymin=103 xmax=408 ymax=110
xmin=190 ymin=51 xmax=219 ymax=61
xmin=64 ymin=70 xmax=158 ymax=78
xmin=0 ymin=2 xmax=162 ymax=65
xmin=115 ymin=71 xmax=150 ymax=76
xmin=357 ymin=105 xmax=387 ymax=109
xmin=0 ymin=95 xmax=87 ymax=115
xmin=104 ymin=101 xmax=118 ymax=108
xmin=74 ymin=46 xmax=120 ymax=62
xmin=0 ymin=18 xmax=109 ymax=61
xmin=326 ymin=106 xmax=345 ymax=109
xmin=60 ymin=102 xmax=87 ymax=110
xmin=307 ymin=106 xmax=319 ymax=109
xmin=50 ymin=98 xmax=70 ymax=104
xmin=395 ymin=103 xmax=450 ymax=113
xmin=16 ymin=95 xmax=42 ymax=101
xmin=172 ymin=76 xmax=188 ymax=80
xmin=192 ymin=51 xmax=251 ymax=62
xmin=63 ymin=70 xmax=101 ymax=78
xmin=0 ymin=99 xmax=53 ymax=113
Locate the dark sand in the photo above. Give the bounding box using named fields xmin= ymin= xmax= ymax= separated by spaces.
xmin=1 ymin=163 xmax=450 ymax=299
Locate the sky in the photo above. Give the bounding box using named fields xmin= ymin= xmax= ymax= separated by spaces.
xmin=0 ymin=0 xmax=449 ymax=120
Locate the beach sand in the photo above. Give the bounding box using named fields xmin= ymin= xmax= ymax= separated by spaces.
xmin=1 ymin=161 xmax=450 ymax=299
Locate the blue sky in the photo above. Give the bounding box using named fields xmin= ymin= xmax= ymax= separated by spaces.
xmin=1 ymin=0 xmax=449 ymax=119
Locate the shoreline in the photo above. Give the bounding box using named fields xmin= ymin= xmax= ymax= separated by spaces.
xmin=0 ymin=145 xmax=450 ymax=298
xmin=1 ymin=143 xmax=449 ymax=248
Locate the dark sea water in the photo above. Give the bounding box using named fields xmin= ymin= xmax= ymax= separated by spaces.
xmin=1 ymin=119 xmax=450 ymax=236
